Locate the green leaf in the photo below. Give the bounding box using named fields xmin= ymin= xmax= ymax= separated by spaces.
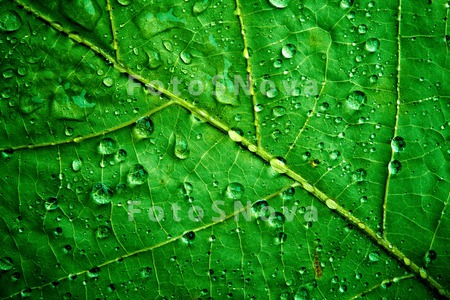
xmin=1 ymin=0 xmax=449 ymax=299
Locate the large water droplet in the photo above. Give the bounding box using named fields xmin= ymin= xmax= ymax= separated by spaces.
xmin=346 ymin=90 xmax=367 ymax=110
xmin=0 ymin=257 xmax=14 ymax=271
xmin=0 ymin=11 xmax=22 ymax=32
xmin=365 ymin=38 xmax=380 ymax=53
xmin=102 ymin=77 xmax=114 ymax=87
xmin=117 ymin=0 xmax=132 ymax=6
xmin=352 ymin=168 xmax=367 ymax=182
xmin=281 ymin=44 xmax=296 ymax=58
xmin=181 ymin=182 xmax=194 ymax=196
xmin=269 ymin=212 xmax=285 ymax=228
xmin=388 ymin=160 xmax=402 ymax=174
xmin=174 ymin=133 xmax=190 ymax=160
xmin=147 ymin=50 xmax=162 ymax=69
xmin=44 ymin=197 xmax=59 ymax=211
xmin=133 ymin=116 xmax=154 ymax=139
xmin=193 ymin=0 xmax=211 ymax=14
xmin=391 ymin=136 xmax=406 ymax=152
xmin=282 ymin=187 xmax=295 ymax=201
xmin=98 ymin=138 xmax=118 ymax=155
xmin=226 ymin=182 xmax=245 ymax=200
xmin=252 ymin=200 xmax=270 ymax=218
xmin=368 ymin=251 xmax=380 ymax=262
xmin=127 ymin=164 xmax=149 ymax=187
xmin=114 ymin=149 xmax=127 ymax=163
xmin=91 ymin=183 xmax=114 ymax=205
xmin=270 ymin=157 xmax=288 ymax=174
xmin=272 ymin=106 xmax=286 ymax=118
xmin=60 ymin=0 xmax=102 ymax=31
xmin=71 ymin=159 xmax=82 ymax=172
xmin=268 ymin=0 xmax=291 ymax=9
xmin=182 ymin=231 xmax=196 ymax=244
xmin=340 ymin=0 xmax=354 ymax=9
xmin=180 ymin=51 xmax=192 ymax=64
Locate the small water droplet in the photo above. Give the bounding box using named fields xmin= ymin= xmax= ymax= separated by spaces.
xmin=117 ymin=0 xmax=132 ymax=6
xmin=163 ymin=40 xmax=173 ymax=52
xmin=147 ymin=50 xmax=162 ymax=69
xmin=71 ymin=159 xmax=82 ymax=172
xmin=98 ymin=138 xmax=118 ymax=155
xmin=391 ymin=136 xmax=406 ymax=152
xmin=388 ymin=160 xmax=402 ymax=174
xmin=269 ymin=212 xmax=285 ymax=228
xmin=140 ymin=267 xmax=152 ymax=278
xmin=368 ymin=251 xmax=380 ymax=262
xmin=365 ymin=38 xmax=380 ymax=53
xmin=252 ymin=200 xmax=270 ymax=218
xmin=182 ymin=231 xmax=196 ymax=243
xmin=346 ymin=90 xmax=367 ymax=110
xmin=102 ymin=77 xmax=114 ymax=87
xmin=329 ymin=150 xmax=341 ymax=160
xmin=174 ymin=133 xmax=190 ymax=159
xmin=3 ymin=68 xmax=15 ymax=79
xmin=44 ymin=197 xmax=59 ymax=211
xmin=96 ymin=225 xmax=111 ymax=239
xmin=273 ymin=59 xmax=282 ymax=68
xmin=87 ymin=267 xmax=100 ymax=278
xmin=270 ymin=157 xmax=288 ymax=174
xmin=91 ymin=183 xmax=114 ymax=205
xmin=282 ymin=187 xmax=295 ymax=201
xmin=193 ymin=0 xmax=211 ymax=15
xmin=226 ymin=182 xmax=245 ymax=200
xmin=0 ymin=10 xmax=22 ymax=32
xmin=281 ymin=44 xmax=296 ymax=58
xmin=352 ymin=168 xmax=367 ymax=182
xmin=0 ymin=257 xmax=14 ymax=271
xmin=340 ymin=0 xmax=354 ymax=9
xmin=268 ymin=0 xmax=291 ymax=8
xmin=133 ymin=116 xmax=154 ymax=139
xmin=127 ymin=164 xmax=149 ymax=187
xmin=180 ymin=51 xmax=192 ymax=64
xmin=114 ymin=149 xmax=127 ymax=163
xmin=425 ymin=250 xmax=437 ymax=264
xmin=358 ymin=24 xmax=368 ymax=34
xmin=272 ymin=106 xmax=286 ymax=118
xmin=60 ymin=0 xmax=101 ymax=30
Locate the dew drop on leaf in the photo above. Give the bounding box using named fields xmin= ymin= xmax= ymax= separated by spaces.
xmin=282 ymin=187 xmax=295 ymax=201
xmin=391 ymin=136 xmax=406 ymax=152
xmin=114 ymin=149 xmax=127 ymax=163
xmin=3 ymin=68 xmax=14 ymax=79
xmin=44 ymin=197 xmax=59 ymax=211
xmin=340 ymin=0 xmax=354 ymax=9
xmin=0 ymin=10 xmax=22 ymax=32
xmin=252 ymin=199 xmax=269 ymax=218
xmin=97 ymin=138 xmax=118 ymax=155
xmin=174 ymin=133 xmax=190 ymax=160
xmin=0 ymin=257 xmax=14 ymax=271
xmin=133 ymin=116 xmax=154 ymax=140
xmin=273 ymin=59 xmax=282 ymax=68
xmin=272 ymin=106 xmax=286 ymax=118
xmin=358 ymin=24 xmax=368 ymax=34
xmin=181 ymin=182 xmax=193 ymax=196
xmin=72 ymin=159 xmax=82 ymax=172
xmin=226 ymin=182 xmax=245 ymax=200
xmin=60 ymin=0 xmax=102 ymax=31
xmin=368 ymin=251 xmax=380 ymax=262
xmin=346 ymin=90 xmax=367 ymax=110
xmin=193 ymin=0 xmax=211 ymax=15
xmin=388 ymin=159 xmax=402 ymax=174
xmin=182 ymin=231 xmax=196 ymax=243
xmin=274 ymin=232 xmax=288 ymax=244
xmin=270 ymin=157 xmax=288 ymax=174
xmin=147 ymin=50 xmax=162 ymax=69
xmin=269 ymin=212 xmax=286 ymax=228
xmin=117 ymin=0 xmax=132 ymax=6
xmin=268 ymin=0 xmax=291 ymax=9
xmin=140 ymin=267 xmax=152 ymax=278
xmin=352 ymin=168 xmax=367 ymax=182
xmin=102 ymin=77 xmax=114 ymax=87
xmin=96 ymin=225 xmax=111 ymax=239
xmin=87 ymin=267 xmax=100 ymax=278
xmin=425 ymin=250 xmax=437 ymax=264
xmin=91 ymin=182 xmax=114 ymax=205
xmin=365 ymin=38 xmax=380 ymax=53
xmin=127 ymin=164 xmax=149 ymax=187
xmin=180 ymin=51 xmax=192 ymax=64
xmin=281 ymin=44 xmax=296 ymax=58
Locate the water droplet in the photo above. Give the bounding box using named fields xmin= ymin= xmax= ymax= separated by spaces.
xmin=252 ymin=200 xmax=270 ymax=218
xmin=140 ymin=267 xmax=152 ymax=278
xmin=272 ymin=106 xmax=286 ymax=118
xmin=358 ymin=24 xmax=368 ymax=34
xmin=182 ymin=231 xmax=196 ymax=243
xmin=102 ymin=77 xmax=114 ymax=87
xmin=180 ymin=51 xmax=192 ymax=64
xmin=163 ymin=40 xmax=173 ymax=52
xmin=114 ymin=149 xmax=127 ymax=163
xmin=352 ymin=168 xmax=367 ymax=182
xmin=388 ymin=160 xmax=402 ymax=174
xmin=64 ymin=126 xmax=74 ymax=137
xmin=147 ymin=50 xmax=162 ymax=69
xmin=340 ymin=0 xmax=354 ymax=9
xmin=226 ymin=182 xmax=245 ymax=200
xmin=273 ymin=59 xmax=282 ymax=68
xmin=133 ymin=116 xmax=154 ymax=139
xmin=117 ymin=0 xmax=132 ymax=5
xmin=0 ymin=11 xmax=22 ymax=32
xmin=281 ymin=44 xmax=296 ymax=58
xmin=365 ymin=38 xmax=380 ymax=53
xmin=91 ymin=183 xmax=114 ymax=205
xmin=368 ymin=251 xmax=380 ymax=262
xmin=181 ymin=182 xmax=193 ymax=196
xmin=275 ymin=232 xmax=287 ymax=244
xmin=96 ymin=225 xmax=111 ymax=239
xmin=98 ymin=138 xmax=118 ymax=155
xmin=44 ymin=197 xmax=59 ymax=211
xmin=270 ymin=157 xmax=288 ymax=174
xmin=72 ymin=159 xmax=82 ymax=172
xmin=60 ymin=0 xmax=102 ymax=30
xmin=346 ymin=90 xmax=367 ymax=110
xmin=0 ymin=257 xmax=14 ymax=271
xmin=174 ymin=133 xmax=190 ymax=160
xmin=326 ymin=199 xmax=338 ymax=210
xmin=193 ymin=0 xmax=211 ymax=15
xmin=269 ymin=212 xmax=285 ymax=228
xmin=329 ymin=150 xmax=341 ymax=160
xmin=87 ymin=267 xmax=100 ymax=278
xmin=127 ymin=164 xmax=149 ymax=187
xmin=268 ymin=0 xmax=291 ymax=9
xmin=391 ymin=136 xmax=406 ymax=152
xmin=3 ymin=68 xmax=15 ymax=79
xmin=425 ymin=250 xmax=437 ymax=264
xmin=282 ymin=187 xmax=295 ymax=201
